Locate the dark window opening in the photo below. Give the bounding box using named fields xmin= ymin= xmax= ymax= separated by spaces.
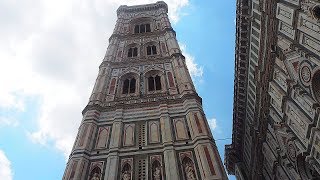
xmin=127 ymin=48 xmax=133 ymax=57
xmin=134 ymin=25 xmax=139 ymax=34
xmin=147 ymin=45 xmax=157 ymax=56
xmin=129 ymin=78 xmax=136 ymax=93
xmin=122 ymin=78 xmax=136 ymax=94
xmin=313 ymin=5 xmax=320 ymax=19
xmin=133 ymin=47 xmax=137 ymax=57
xmin=146 ymin=24 xmax=151 ymax=32
xmin=147 ymin=46 xmax=152 ymax=55
xmin=155 ymin=75 xmax=161 ymax=90
xmin=148 ymin=75 xmax=161 ymax=92
xmin=140 ymin=24 xmax=145 ymax=33
xmin=122 ymin=79 xmax=129 ymax=94
xmin=134 ymin=23 xmax=151 ymax=34
xmin=152 ymin=45 xmax=157 ymax=55
xmin=128 ymin=47 xmax=138 ymax=57
xmin=148 ymin=77 xmax=155 ymax=91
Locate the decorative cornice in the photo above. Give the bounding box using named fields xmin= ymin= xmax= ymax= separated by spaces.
xmin=82 ymin=93 xmax=202 ymax=115
xmin=117 ymin=1 xmax=168 ymax=16
xmin=109 ymin=28 xmax=176 ymax=42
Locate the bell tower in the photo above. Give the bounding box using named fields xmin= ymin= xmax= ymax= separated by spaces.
xmin=63 ymin=2 xmax=227 ymax=180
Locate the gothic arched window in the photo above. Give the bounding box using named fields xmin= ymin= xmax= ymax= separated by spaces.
xmin=127 ymin=47 xmax=138 ymax=57
xmin=134 ymin=24 xmax=151 ymax=34
xmin=122 ymin=78 xmax=136 ymax=94
xmin=148 ymin=75 xmax=161 ymax=91
xmin=147 ymin=45 xmax=157 ymax=56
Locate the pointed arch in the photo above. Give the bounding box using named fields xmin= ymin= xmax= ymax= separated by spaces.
xmin=89 ymin=166 xmax=102 ymax=180
xmin=118 ymin=72 xmax=140 ymax=97
xmin=144 ymin=69 xmax=166 ymax=94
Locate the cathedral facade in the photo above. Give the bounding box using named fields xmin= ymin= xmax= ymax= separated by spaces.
xmin=63 ymin=2 xmax=227 ymax=180
xmin=225 ymin=0 xmax=320 ymax=179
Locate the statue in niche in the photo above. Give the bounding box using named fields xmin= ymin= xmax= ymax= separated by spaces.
xmin=153 ymin=166 xmax=161 ymax=180
xmin=185 ymin=162 xmax=196 ymax=180
xmin=122 ymin=170 xmax=131 ymax=180
xmin=90 ymin=172 xmax=100 ymax=180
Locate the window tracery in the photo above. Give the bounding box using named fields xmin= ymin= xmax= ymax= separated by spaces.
xmin=146 ymin=45 xmax=157 ymax=55
xmin=148 ymin=75 xmax=162 ymax=91
xmin=127 ymin=47 xmax=138 ymax=57
xmin=122 ymin=78 xmax=136 ymax=94
xmin=134 ymin=23 xmax=151 ymax=34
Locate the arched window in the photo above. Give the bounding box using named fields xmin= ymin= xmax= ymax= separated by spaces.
xmin=147 ymin=45 xmax=157 ymax=55
xmin=148 ymin=75 xmax=161 ymax=92
xmin=122 ymin=78 xmax=136 ymax=94
xmin=134 ymin=24 xmax=151 ymax=34
xmin=127 ymin=47 xmax=138 ymax=57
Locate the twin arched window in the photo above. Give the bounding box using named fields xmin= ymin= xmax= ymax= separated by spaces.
xmin=148 ymin=75 xmax=162 ymax=91
xmin=122 ymin=78 xmax=136 ymax=94
xmin=134 ymin=24 xmax=151 ymax=34
xmin=128 ymin=47 xmax=138 ymax=57
xmin=126 ymin=44 xmax=157 ymax=58
xmin=147 ymin=45 xmax=157 ymax=56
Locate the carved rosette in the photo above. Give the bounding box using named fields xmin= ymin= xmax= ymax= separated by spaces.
xmin=300 ymin=62 xmax=312 ymax=86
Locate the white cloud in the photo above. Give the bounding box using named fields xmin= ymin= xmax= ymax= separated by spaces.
xmin=0 ymin=0 xmax=191 ymax=159
xmin=0 ymin=117 xmax=19 ymax=127
xmin=0 ymin=150 xmax=13 ymax=180
xmin=208 ymin=118 xmax=217 ymax=131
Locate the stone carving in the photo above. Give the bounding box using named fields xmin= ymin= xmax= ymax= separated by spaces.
xmin=300 ymin=65 xmax=311 ymax=83
xmin=90 ymin=172 xmax=100 ymax=180
xmin=153 ymin=166 xmax=161 ymax=180
xmin=122 ymin=171 xmax=131 ymax=180
xmin=185 ymin=162 xmax=196 ymax=180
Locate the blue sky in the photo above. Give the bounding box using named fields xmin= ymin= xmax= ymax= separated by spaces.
xmin=0 ymin=0 xmax=236 ymax=179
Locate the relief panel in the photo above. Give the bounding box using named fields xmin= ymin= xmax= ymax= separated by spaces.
xmin=95 ymin=126 xmax=111 ymax=149
xmin=273 ymin=67 xmax=288 ymax=92
xmin=282 ymin=0 xmax=300 ymax=6
xmin=148 ymin=121 xmax=160 ymax=144
xmin=149 ymin=155 xmax=164 ymax=180
xmin=88 ymin=161 xmax=104 ymax=180
xmin=279 ymin=21 xmax=296 ymax=40
xmin=286 ymin=101 xmax=313 ymax=147
xmin=173 ymin=118 xmax=188 ymax=140
xmin=120 ymin=158 xmax=133 ymax=180
xmin=297 ymin=12 xmax=320 ymax=40
xmin=123 ymin=123 xmax=135 ymax=147
xmin=269 ymin=82 xmax=285 ymax=116
xmin=178 ymin=151 xmax=199 ymax=180
xmin=299 ymin=32 xmax=320 ymax=55
xmin=291 ymin=88 xmax=316 ymax=119
xmin=276 ymin=3 xmax=296 ymax=26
